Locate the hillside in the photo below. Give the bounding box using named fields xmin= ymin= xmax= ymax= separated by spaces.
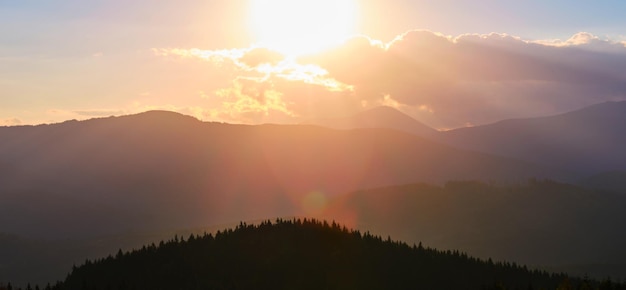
xmin=438 ymin=101 xmax=626 ymax=175
xmin=33 ymin=219 xmax=595 ymax=290
xmin=0 ymin=111 xmax=585 ymax=285
xmin=323 ymin=180 xmax=626 ymax=280
xmin=0 ymin=111 xmax=569 ymax=240
xmin=303 ymin=106 xmax=437 ymax=137
xmin=304 ymin=102 xmax=626 ymax=178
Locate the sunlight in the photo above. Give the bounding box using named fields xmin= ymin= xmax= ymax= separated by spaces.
xmin=301 ymin=190 xmax=328 ymax=215
xmin=248 ymin=0 xmax=358 ymax=56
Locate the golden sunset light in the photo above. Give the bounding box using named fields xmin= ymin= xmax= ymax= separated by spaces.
xmin=248 ymin=0 xmax=358 ymax=56
xmin=3 ymin=1 xmax=626 ymax=288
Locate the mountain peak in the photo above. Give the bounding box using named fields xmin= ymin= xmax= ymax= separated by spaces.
xmin=130 ymin=110 xmax=196 ymax=119
xmin=114 ymin=110 xmax=201 ymax=126
xmin=303 ymin=106 xmax=436 ymax=137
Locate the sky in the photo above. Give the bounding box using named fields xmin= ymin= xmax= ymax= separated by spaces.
xmin=2 ymin=0 xmax=626 ymax=129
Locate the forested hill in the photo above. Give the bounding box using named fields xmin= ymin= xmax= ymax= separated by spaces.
xmin=13 ymin=219 xmax=621 ymax=290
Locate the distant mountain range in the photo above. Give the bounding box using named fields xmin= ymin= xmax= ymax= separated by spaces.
xmin=0 ymin=111 xmax=566 ymax=239
xmin=302 ymin=106 xmax=438 ymax=137
xmin=2 ymin=101 xmax=625 ymax=285
xmin=438 ymin=101 xmax=626 ymax=176
xmin=306 ymin=101 xmax=626 ymax=178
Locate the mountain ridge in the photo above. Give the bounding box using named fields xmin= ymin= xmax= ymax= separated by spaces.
xmin=301 ymin=101 xmax=626 ymax=176
xmin=438 ymin=100 xmax=626 ymax=175
xmin=302 ymin=106 xmax=437 ymax=137
xmin=0 ymin=108 xmax=599 ymax=285
xmin=0 ymin=110 xmax=572 ymax=239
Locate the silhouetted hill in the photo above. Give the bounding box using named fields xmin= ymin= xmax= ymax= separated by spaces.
xmin=48 ymin=219 xmax=590 ymax=290
xmin=303 ymin=106 xmax=437 ymax=137
xmin=324 ymin=180 xmax=626 ymax=280
xmin=438 ymin=101 xmax=626 ymax=175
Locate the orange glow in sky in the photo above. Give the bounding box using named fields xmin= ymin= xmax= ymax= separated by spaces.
xmin=2 ymin=1 xmax=626 ymax=128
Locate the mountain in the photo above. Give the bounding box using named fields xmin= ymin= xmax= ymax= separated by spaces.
xmin=437 ymin=101 xmax=626 ymax=175
xmin=0 ymin=111 xmax=569 ymax=281
xmin=0 ymin=110 xmax=570 ymax=239
xmin=0 ymin=111 xmax=572 ymax=284
xmin=323 ymin=180 xmax=626 ymax=280
xmin=310 ymin=103 xmax=626 ymax=177
xmin=302 ymin=106 xmax=437 ymax=137
xmin=51 ymin=219 xmax=586 ymax=290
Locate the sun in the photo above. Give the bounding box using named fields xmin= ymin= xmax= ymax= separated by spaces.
xmin=248 ymin=0 xmax=358 ymax=56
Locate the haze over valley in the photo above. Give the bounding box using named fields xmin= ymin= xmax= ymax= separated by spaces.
xmin=2 ymin=102 xmax=626 ymax=285
xmin=2 ymin=1 xmax=626 ymax=289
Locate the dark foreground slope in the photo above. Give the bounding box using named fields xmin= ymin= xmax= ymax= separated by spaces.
xmin=40 ymin=219 xmax=598 ymax=290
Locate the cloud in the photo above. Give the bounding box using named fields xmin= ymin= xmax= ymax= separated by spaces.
xmin=153 ymin=45 xmax=358 ymax=123
xmin=0 ymin=117 xmax=22 ymax=126
xmin=152 ymin=47 xmax=247 ymax=64
xmin=156 ymin=46 xmax=352 ymax=91
xmin=534 ymin=32 xmax=626 ymax=52
xmin=296 ymin=30 xmax=626 ymax=128
xmin=152 ymin=31 xmax=626 ymax=129
xmin=239 ymin=47 xmax=284 ymax=68
xmin=214 ymin=77 xmax=294 ymax=123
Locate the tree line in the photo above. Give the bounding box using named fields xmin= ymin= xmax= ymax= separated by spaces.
xmin=2 ymin=218 xmax=624 ymax=290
